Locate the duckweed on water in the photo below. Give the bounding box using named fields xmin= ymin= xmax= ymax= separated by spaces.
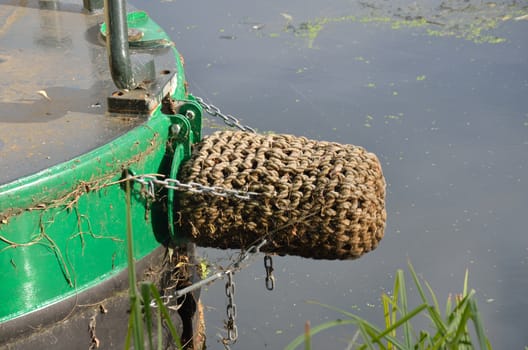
xmin=278 ymin=1 xmax=528 ymax=48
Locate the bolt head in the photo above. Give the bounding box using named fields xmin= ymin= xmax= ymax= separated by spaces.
xmin=171 ymin=124 xmax=181 ymax=135
xmin=185 ymin=110 xmax=196 ymax=120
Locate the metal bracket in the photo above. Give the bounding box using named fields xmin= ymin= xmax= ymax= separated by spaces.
xmin=167 ymin=114 xmax=192 ymax=242
xmin=107 ymin=68 xmax=177 ymax=114
xmin=102 ymin=10 xmax=182 ymax=115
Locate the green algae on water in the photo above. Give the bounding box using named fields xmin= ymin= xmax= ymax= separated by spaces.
xmin=279 ymin=1 xmax=528 ymax=48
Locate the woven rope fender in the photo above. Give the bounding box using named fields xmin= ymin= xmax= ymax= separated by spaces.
xmin=175 ymin=130 xmax=386 ymax=260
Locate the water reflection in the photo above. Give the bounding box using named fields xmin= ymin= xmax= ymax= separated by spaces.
xmin=133 ymin=0 xmax=528 ymax=348
xmin=34 ymin=0 xmax=73 ymax=50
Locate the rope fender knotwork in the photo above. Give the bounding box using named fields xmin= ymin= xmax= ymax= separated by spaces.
xmin=176 ymin=130 xmax=386 ymax=260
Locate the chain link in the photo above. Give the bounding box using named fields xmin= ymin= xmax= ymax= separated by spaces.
xmin=224 ymin=271 xmax=238 ymax=344
xmin=195 ymin=96 xmax=257 ymax=133
xmin=148 ymin=294 xmax=179 ymax=310
xmin=133 ymin=174 xmax=260 ymax=201
xmin=264 ymin=255 xmax=275 ymax=291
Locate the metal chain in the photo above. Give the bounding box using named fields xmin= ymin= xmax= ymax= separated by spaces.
xmin=195 ymin=96 xmax=257 ymax=133
xmin=264 ymin=255 xmax=275 ymax=291
xmin=145 ymin=238 xmax=268 ymax=303
xmin=130 ymin=91 xmax=266 ymax=342
xmin=224 ymin=271 xmax=238 ymax=344
xmin=133 ymin=174 xmax=260 ymax=201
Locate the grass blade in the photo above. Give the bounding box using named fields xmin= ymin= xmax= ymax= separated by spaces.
xmin=382 ymin=294 xmax=395 ymax=350
xmin=304 ymin=321 xmax=311 ymax=350
xmin=424 ymin=279 xmax=441 ymax=317
xmin=451 ymin=297 xmax=472 ymax=346
xmin=306 ymin=300 xmax=409 ymax=350
xmin=423 ymin=280 xmax=448 ymax=335
xmin=125 ymin=314 xmax=133 ymax=349
xmin=125 ymin=179 xmax=144 ymax=349
xmin=468 ymin=299 xmax=492 ymax=350
xmin=149 ymin=284 xmax=183 ymax=349
xmin=358 ymin=322 xmax=378 ymax=350
xmin=395 ymin=269 xmax=412 ymax=348
xmin=424 ymin=305 xmax=448 ymax=336
xmin=366 ymin=305 xmax=427 ymax=350
xmin=156 ymin=303 xmax=163 ymax=350
xmin=463 ymin=269 xmax=469 ymax=297
xmin=289 ymin=266 xmax=493 ymax=350
xmin=445 ymin=294 xmax=453 ymax=321
xmin=407 ymin=261 xmax=428 ymax=305
xmin=284 ymin=319 xmax=357 ymax=350
xmin=305 ymin=300 xmax=374 ymax=320
xmin=141 ymin=283 xmax=154 ymax=350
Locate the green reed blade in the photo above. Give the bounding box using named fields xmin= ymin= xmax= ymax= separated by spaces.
xmin=370 ymin=306 xmax=427 ymax=350
xmin=289 ymin=266 xmax=493 ymax=350
xmin=425 ymin=305 xmax=448 ymax=337
xmin=407 ymin=261 xmax=428 ymax=305
xmin=463 ymin=269 xmax=469 ymax=297
xmin=141 ymin=283 xmax=154 ymax=350
xmin=125 ymin=179 xmax=144 ymax=349
xmin=395 ymin=269 xmax=412 ymax=348
xmin=149 ymin=284 xmax=182 ymax=349
xmin=156 ymin=303 xmax=163 ymax=350
xmin=358 ymin=322 xmax=377 ymax=350
xmin=304 ymin=321 xmax=311 ymax=350
xmin=468 ymin=299 xmax=492 ymax=350
xmin=382 ymin=294 xmax=395 ymax=350
xmin=125 ymin=314 xmax=133 ymax=349
xmin=284 ymin=319 xmax=357 ymax=350
xmin=451 ymin=297 xmax=472 ymax=347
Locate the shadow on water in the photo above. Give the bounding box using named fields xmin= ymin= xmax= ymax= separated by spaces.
xmin=131 ymin=0 xmax=528 ymax=348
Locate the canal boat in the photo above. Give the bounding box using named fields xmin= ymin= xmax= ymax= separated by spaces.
xmin=0 ymin=0 xmax=203 ymax=348
xmin=0 ymin=1 xmax=389 ymax=348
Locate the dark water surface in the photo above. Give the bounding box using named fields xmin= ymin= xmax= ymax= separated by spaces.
xmin=133 ymin=0 xmax=528 ymax=348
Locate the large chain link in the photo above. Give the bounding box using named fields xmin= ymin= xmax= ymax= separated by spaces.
xmin=195 ymin=96 xmax=257 ymax=133
xmin=133 ymin=174 xmax=260 ymax=201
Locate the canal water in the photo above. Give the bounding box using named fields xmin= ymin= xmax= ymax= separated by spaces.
xmin=134 ymin=0 xmax=528 ymax=348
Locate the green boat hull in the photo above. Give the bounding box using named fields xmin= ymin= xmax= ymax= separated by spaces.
xmin=0 ymin=1 xmax=202 ymax=347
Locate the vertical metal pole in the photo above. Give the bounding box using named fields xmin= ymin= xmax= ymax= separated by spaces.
xmin=83 ymin=0 xmax=103 ymax=11
xmin=104 ymin=0 xmax=135 ymax=90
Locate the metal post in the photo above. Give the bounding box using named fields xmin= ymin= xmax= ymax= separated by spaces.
xmin=103 ymin=0 xmax=135 ymax=90
xmin=83 ymin=0 xmax=103 ymax=12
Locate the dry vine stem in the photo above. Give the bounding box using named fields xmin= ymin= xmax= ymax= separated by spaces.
xmin=176 ymin=131 xmax=386 ymax=260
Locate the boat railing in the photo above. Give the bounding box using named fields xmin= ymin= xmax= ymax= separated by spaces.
xmin=103 ymin=0 xmax=135 ymax=89
xmin=81 ymin=0 xmax=154 ymax=91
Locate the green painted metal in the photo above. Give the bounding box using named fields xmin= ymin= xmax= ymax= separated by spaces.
xmin=0 ymin=11 xmax=200 ymax=324
xmin=166 ymin=97 xmax=203 ymax=241
xmin=100 ymin=11 xmax=175 ymax=49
